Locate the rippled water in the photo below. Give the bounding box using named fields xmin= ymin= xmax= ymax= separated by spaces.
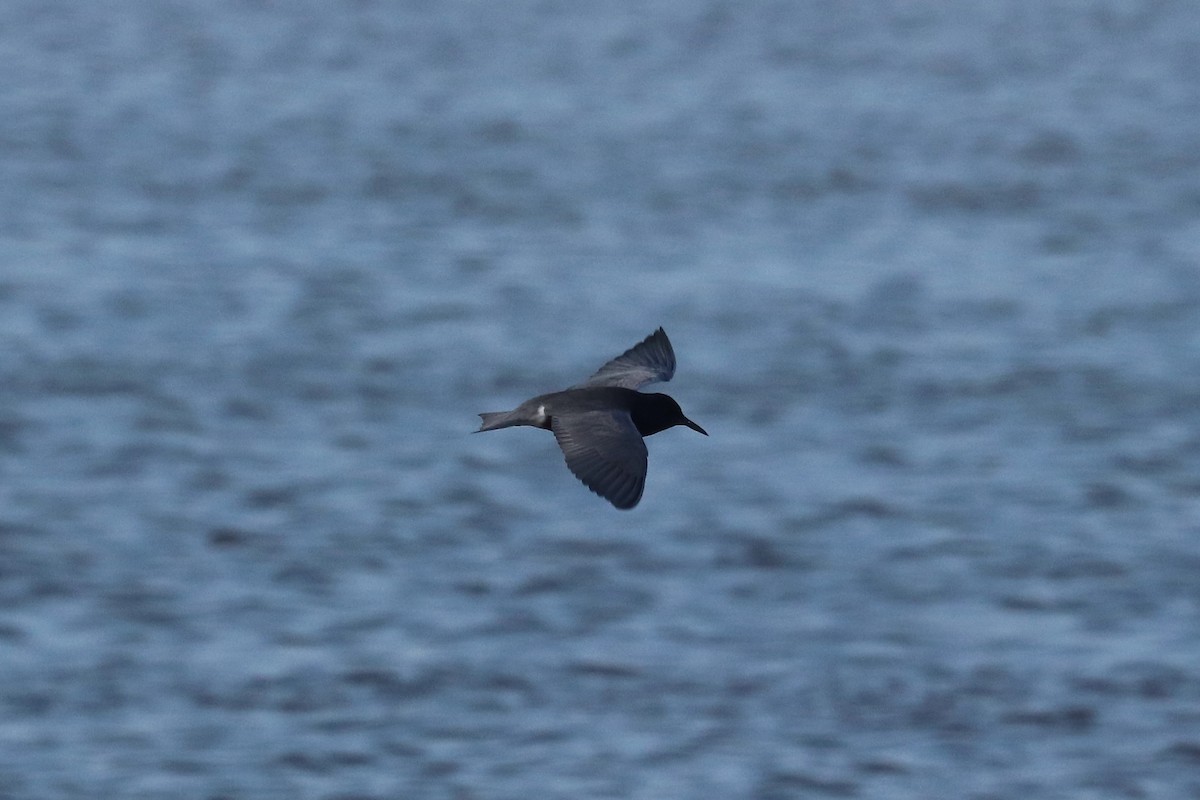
xmin=3 ymin=2 xmax=1200 ymax=798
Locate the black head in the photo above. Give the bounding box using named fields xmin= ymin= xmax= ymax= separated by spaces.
xmin=631 ymin=393 xmax=708 ymax=437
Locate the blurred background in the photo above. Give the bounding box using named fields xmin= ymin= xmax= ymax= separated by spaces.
xmin=2 ymin=1 xmax=1200 ymax=797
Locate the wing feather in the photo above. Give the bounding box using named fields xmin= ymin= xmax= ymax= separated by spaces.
xmin=551 ymin=410 xmax=648 ymax=509
xmin=573 ymin=327 xmax=676 ymax=390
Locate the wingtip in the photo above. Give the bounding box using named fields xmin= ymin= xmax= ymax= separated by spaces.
xmin=605 ymin=481 xmax=643 ymax=510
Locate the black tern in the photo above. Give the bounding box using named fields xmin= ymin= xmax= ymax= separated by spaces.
xmin=477 ymin=327 xmax=707 ymax=509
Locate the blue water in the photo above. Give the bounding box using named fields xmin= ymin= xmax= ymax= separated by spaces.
xmin=3 ymin=1 xmax=1200 ymax=797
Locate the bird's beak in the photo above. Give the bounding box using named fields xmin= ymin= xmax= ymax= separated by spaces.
xmin=684 ymin=418 xmax=708 ymax=436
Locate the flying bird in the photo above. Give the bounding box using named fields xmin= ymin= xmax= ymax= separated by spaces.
xmin=477 ymin=327 xmax=707 ymax=509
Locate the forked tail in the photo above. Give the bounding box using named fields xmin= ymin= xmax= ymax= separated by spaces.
xmin=476 ymin=410 xmax=522 ymax=432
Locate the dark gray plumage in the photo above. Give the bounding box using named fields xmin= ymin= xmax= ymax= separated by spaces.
xmin=477 ymin=327 xmax=707 ymax=509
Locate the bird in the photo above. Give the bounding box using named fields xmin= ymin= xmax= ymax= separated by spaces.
xmin=476 ymin=327 xmax=707 ymax=509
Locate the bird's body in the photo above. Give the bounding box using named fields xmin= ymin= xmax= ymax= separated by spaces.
xmin=479 ymin=387 xmax=686 ymax=435
xmin=477 ymin=328 xmax=706 ymax=509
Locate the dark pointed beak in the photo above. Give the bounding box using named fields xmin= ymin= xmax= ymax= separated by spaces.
xmin=683 ymin=418 xmax=708 ymax=436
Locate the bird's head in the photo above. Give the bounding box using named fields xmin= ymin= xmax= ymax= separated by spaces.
xmin=634 ymin=393 xmax=708 ymax=437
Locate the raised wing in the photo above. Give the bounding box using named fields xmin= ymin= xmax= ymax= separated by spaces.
xmin=573 ymin=327 xmax=676 ymax=390
xmin=551 ymin=410 xmax=648 ymax=509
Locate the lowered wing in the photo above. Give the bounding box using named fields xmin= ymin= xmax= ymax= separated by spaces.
xmin=551 ymin=410 xmax=648 ymax=509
